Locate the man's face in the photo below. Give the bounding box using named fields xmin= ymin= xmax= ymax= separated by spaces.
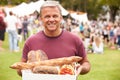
xmin=40 ymin=6 xmax=62 ymax=32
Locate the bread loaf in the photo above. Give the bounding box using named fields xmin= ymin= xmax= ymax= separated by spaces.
xmin=27 ymin=50 xmax=48 ymax=63
xmin=32 ymin=66 xmax=58 ymax=74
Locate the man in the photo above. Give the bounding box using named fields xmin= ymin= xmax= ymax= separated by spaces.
xmin=17 ymin=1 xmax=91 ymax=76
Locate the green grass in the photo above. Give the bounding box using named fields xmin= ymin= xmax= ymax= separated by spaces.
xmin=78 ymin=48 xmax=120 ymax=80
xmin=0 ymin=33 xmax=120 ymax=80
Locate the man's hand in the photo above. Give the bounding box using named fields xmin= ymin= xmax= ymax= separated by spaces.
xmin=17 ymin=69 xmax=22 ymax=76
xmin=75 ymin=63 xmax=82 ymax=76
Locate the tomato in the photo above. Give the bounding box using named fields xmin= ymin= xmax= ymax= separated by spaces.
xmin=59 ymin=65 xmax=74 ymax=75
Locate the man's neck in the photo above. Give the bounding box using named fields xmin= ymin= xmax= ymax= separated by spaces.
xmin=43 ymin=29 xmax=62 ymax=37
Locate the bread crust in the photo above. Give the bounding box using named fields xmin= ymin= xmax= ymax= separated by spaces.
xmin=10 ymin=56 xmax=82 ymax=70
xmin=32 ymin=66 xmax=58 ymax=74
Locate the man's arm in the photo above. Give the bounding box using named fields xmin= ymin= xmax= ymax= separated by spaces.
xmin=17 ymin=58 xmax=27 ymax=76
xmin=76 ymin=56 xmax=91 ymax=75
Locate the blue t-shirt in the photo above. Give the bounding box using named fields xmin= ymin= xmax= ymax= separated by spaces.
xmin=79 ymin=25 xmax=84 ymax=31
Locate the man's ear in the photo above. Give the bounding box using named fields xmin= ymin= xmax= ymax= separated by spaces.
xmin=60 ymin=16 xmax=64 ymax=23
xmin=60 ymin=19 xmax=63 ymax=24
xmin=61 ymin=16 xmax=63 ymax=20
xmin=38 ymin=17 xmax=43 ymax=25
xmin=39 ymin=16 xmax=42 ymax=21
xmin=60 ymin=16 xmax=63 ymax=22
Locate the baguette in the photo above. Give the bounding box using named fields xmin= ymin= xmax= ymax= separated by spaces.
xmin=10 ymin=56 xmax=82 ymax=70
xmin=35 ymin=56 xmax=82 ymax=66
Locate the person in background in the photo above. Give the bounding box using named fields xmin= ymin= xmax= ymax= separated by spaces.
xmin=22 ymin=16 xmax=29 ymax=41
xmin=92 ymin=36 xmax=104 ymax=54
xmin=108 ymin=26 xmax=116 ymax=49
xmin=83 ymin=22 xmax=91 ymax=51
xmin=5 ymin=11 xmax=19 ymax=52
xmin=116 ymin=23 xmax=120 ymax=50
xmin=0 ymin=16 xmax=6 ymax=51
xmin=0 ymin=8 xmax=6 ymax=18
xmin=102 ymin=25 xmax=109 ymax=47
xmin=79 ymin=22 xmax=84 ymax=34
xmin=17 ymin=1 xmax=91 ymax=76
xmin=16 ymin=17 xmax=23 ymax=43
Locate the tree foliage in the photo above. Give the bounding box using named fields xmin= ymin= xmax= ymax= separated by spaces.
xmin=99 ymin=0 xmax=120 ymax=22
xmin=0 ymin=0 xmax=8 ymax=5
xmin=100 ymin=0 xmax=120 ymax=7
xmin=85 ymin=0 xmax=102 ymax=20
xmin=57 ymin=0 xmax=102 ymax=19
xmin=0 ymin=0 xmax=36 ymax=5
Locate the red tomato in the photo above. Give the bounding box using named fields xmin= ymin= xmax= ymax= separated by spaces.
xmin=59 ymin=65 xmax=74 ymax=75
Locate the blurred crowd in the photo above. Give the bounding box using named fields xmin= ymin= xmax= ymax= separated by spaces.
xmin=0 ymin=8 xmax=120 ymax=53
xmin=69 ymin=17 xmax=120 ymax=54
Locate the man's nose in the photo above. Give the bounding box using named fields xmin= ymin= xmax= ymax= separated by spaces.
xmin=49 ymin=17 xmax=54 ymax=21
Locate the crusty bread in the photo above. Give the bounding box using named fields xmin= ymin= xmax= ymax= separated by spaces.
xmin=10 ymin=50 xmax=82 ymax=75
xmin=10 ymin=56 xmax=82 ymax=70
xmin=27 ymin=50 xmax=48 ymax=63
xmin=32 ymin=66 xmax=58 ymax=74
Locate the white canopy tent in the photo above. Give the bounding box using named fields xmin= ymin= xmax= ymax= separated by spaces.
xmin=59 ymin=4 xmax=69 ymax=16
xmin=11 ymin=2 xmax=29 ymax=16
xmin=6 ymin=0 xmax=69 ymax=17
xmin=70 ymin=12 xmax=89 ymax=23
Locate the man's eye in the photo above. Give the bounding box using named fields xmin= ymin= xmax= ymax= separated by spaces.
xmin=53 ymin=15 xmax=58 ymax=18
xmin=45 ymin=16 xmax=50 ymax=18
xmin=44 ymin=15 xmax=58 ymax=18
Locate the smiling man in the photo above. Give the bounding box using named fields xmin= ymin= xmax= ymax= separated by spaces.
xmin=17 ymin=1 xmax=91 ymax=76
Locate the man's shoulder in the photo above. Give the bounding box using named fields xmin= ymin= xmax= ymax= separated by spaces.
xmin=63 ymin=30 xmax=82 ymax=41
xmin=63 ymin=30 xmax=74 ymax=36
xmin=27 ymin=31 xmax=43 ymax=40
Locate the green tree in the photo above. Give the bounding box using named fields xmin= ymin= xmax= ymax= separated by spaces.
xmin=8 ymin=0 xmax=29 ymax=5
xmin=100 ymin=0 xmax=120 ymax=22
xmin=0 ymin=0 xmax=8 ymax=5
xmin=57 ymin=0 xmax=102 ymax=20
xmin=85 ymin=0 xmax=102 ymax=20
xmin=0 ymin=0 xmax=36 ymax=5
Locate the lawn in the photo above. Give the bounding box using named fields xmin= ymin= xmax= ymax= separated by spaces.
xmin=78 ymin=48 xmax=120 ymax=80
xmin=0 ymin=33 xmax=120 ymax=80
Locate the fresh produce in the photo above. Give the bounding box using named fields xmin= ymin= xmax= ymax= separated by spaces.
xmin=59 ymin=64 xmax=75 ymax=75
